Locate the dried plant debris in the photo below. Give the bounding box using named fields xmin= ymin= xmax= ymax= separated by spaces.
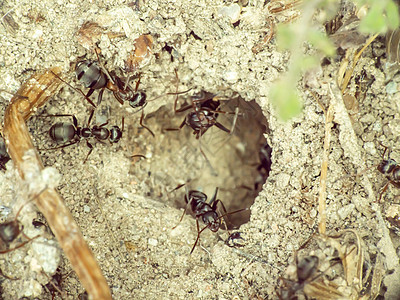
xmin=325 ymin=1 xmax=368 ymax=50
xmin=76 ymin=21 xmax=105 ymax=51
xmin=386 ymin=29 xmax=400 ymax=65
xmin=1 ymin=6 xmax=19 ymax=35
xmin=125 ymin=34 xmax=154 ymax=73
xmin=279 ymin=230 xmax=385 ymax=299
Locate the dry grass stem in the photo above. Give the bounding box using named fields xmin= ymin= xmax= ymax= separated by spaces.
xmin=318 ymin=100 xmax=333 ymax=234
xmin=3 ymin=68 xmax=112 ymax=299
xmin=340 ymin=33 xmax=379 ymax=93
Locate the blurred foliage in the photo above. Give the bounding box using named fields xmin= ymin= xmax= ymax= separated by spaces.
xmin=356 ymin=0 xmax=399 ymax=33
xmin=270 ymin=0 xmax=399 ymax=121
xmin=270 ymin=79 xmax=303 ymax=121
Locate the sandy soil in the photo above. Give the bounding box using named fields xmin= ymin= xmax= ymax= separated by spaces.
xmin=1 ymin=0 xmax=400 ymax=299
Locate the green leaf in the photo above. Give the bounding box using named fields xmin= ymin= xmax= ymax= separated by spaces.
xmin=299 ymin=56 xmax=319 ymax=72
xmin=386 ymin=1 xmax=400 ymax=30
xmin=307 ymin=30 xmax=336 ymax=57
xmin=270 ymin=80 xmax=303 ymax=121
xmin=276 ymin=24 xmax=296 ymax=50
xmin=359 ymin=3 xmax=387 ymax=33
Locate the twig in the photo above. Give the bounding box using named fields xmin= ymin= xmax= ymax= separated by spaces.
xmin=3 ymin=68 xmax=112 ymax=299
xmin=340 ymin=33 xmax=379 ymax=93
xmin=318 ymin=99 xmax=334 ymax=234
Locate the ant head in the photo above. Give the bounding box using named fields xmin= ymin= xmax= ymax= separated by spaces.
xmin=377 ymin=159 xmax=397 ymax=174
xmin=129 ymin=92 xmax=147 ymax=109
xmin=202 ymin=211 xmax=220 ymax=232
xmin=109 ymin=126 xmax=123 ymax=143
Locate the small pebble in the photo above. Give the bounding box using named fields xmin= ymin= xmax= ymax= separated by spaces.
xmin=218 ymin=4 xmax=241 ymax=23
xmin=337 ymin=204 xmax=355 ymax=220
xmin=148 ymin=238 xmax=158 ymax=247
xmin=83 ymin=205 xmax=90 ymax=213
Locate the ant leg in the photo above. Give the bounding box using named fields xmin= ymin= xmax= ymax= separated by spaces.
xmin=123 ymin=74 xmax=132 ymax=92
xmin=139 ymin=110 xmax=155 ymax=137
xmin=198 ymin=139 xmax=217 ymax=176
xmin=50 ymin=71 xmax=96 ymax=108
xmin=172 ymin=203 xmax=190 ymax=230
xmin=134 ymin=73 xmax=141 ymax=93
xmin=173 ymin=69 xmax=179 ymax=113
xmin=190 ymin=219 xmax=209 ymax=254
xmin=213 ymin=198 xmax=237 ymax=230
xmin=214 ymin=122 xmax=230 ymax=133
xmin=378 ymin=182 xmax=390 ymax=202
xmin=190 ymin=219 xmax=201 ymax=254
xmin=38 ymin=140 xmax=80 ymax=151
xmin=0 ymin=268 xmax=19 ymax=280
xmin=0 ymin=234 xmax=41 ymax=254
xmin=175 ymin=104 xmax=193 ymax=113
xmin=97 ymin=88 xmax=107 ymax=106
xmin=94 ymin=48 xmax=115 ymax=85
xmin=216 ymin=205 xmax=249 ymax=230
xmin=208 ymin=188 xmax=219 ymax=205
xmin=179 ymin=119 xmax=186 ymax=129
xmin=86 ymin=88 xmax=95 ymax=98
xmin=168 ymin=183 xmax=186 ymax=193
xmin=83 ymin=141 xmax=93 ymax=164
xmin=171 ymin=185 xmax=193 ymax=229
xmin=87 ymin=109 xmax=95 ymax=126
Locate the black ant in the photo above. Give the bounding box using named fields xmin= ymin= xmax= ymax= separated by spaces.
xmin=173 ymin=187 xmax=247 ymax=254
xmin=43 ymin=109 xmax=124 ymax=163
xmin=225 ymin=231 xmax=245 ymax=248
xmin=0 ymin=201 xmax=40 ymax=254
xmin=172 ymin=91 xmax=238 ymax=139
xmin=277 ymin=232 xmax=355 ymax=300
xmin=377 ymin=146 xmax=400 ymax=201
xmin=75 ymin=51 xmax=146 ymax=110
xmin=255 ymin=141 xmax=272 ymax=190
xmin=166 ymin=83 xmax=239 ymax=173
xmin=0 ymin=133 xmax=10 ymax=171
xmin=43 ymin=267 xmax=71 ymax=300
xmin=277 ymin=255 xmax=319 ymax=299
xmin=52 ymin=49 xmax=154 ymax=136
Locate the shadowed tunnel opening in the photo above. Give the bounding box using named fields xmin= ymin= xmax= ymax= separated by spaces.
xmin=127 ymin=94 xmax=271 ymax=229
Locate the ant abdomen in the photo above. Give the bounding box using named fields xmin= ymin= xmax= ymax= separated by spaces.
xmin=0 ymin=221 xmax=21 ymax=243
xmin=76 ymin=61 xmax=107 ymax=90
xmin=49 ymin=122 xmax=76 ymax=144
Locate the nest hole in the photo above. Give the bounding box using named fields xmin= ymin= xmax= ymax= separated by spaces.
xmin=128 ymin=95 xmax=271 ymax=228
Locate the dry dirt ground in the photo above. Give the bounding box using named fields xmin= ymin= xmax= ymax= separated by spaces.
xmin=1 ymin=0 xmax=400 ymax=299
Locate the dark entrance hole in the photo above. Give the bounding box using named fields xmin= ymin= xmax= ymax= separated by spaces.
xmin=127 ymin=94 xmax=271 ymax=228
